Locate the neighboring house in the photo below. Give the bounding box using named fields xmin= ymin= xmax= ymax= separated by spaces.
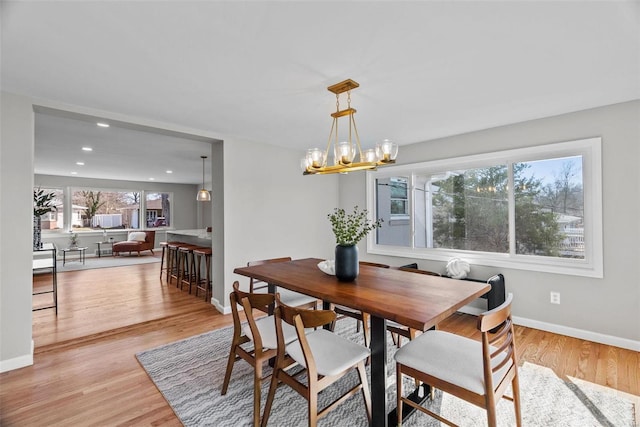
xmin=556 ymin=214 xmax=584 ymax=257
xmin=42 ymin=204 xmax=87 ymax=229
xmin=71 ymin=205 xmax=88 ymax=228
xmin=144 ymin=198 xmax=164 ymax=227
xmin=117 ymin=199 xmax=165 ymax=229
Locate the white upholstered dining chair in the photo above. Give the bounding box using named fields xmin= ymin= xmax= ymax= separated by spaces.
xmin=248 ymin=257 xmax=318 ymax=310
xmin=261 ymin=295 xmax=372 ymax=427
xmin=394 ymin=293 xmax=521 ymax=427
xmin=221 ymin=281 xmax=299 ymax=427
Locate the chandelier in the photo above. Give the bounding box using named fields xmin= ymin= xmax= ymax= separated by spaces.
xmin=302 ymin=79 xmax=398 ymax=175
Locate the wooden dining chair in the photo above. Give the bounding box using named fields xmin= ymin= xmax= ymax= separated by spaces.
xmin=248 ymin=257 xmax=318 ymax=311
xmin=330 ymin=261 xmax=390 ymax=348
xmin=388 ymin=265 xmax=442 ymax=347
xmin=221 ymin=281 xmax=299 ymax=427
xmin=394 ymin=293 xmax=521 ymax=427
xmin=261 ymin=296 xmax=372 ymax=427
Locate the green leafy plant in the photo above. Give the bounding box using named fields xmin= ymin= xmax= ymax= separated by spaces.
xmin=328 ymin=206 xmax=383 ymax=246
xmin=33 ymin=187 xmax=57 ymax=217
xmin=69 ymin=232 xmax=79 ymax=247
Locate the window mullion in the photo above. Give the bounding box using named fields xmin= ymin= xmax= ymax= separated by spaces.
xmin=507 ymin=161 xmax=516 ymax=256
xmin=409 ymin=174 xmax=415 ymax=248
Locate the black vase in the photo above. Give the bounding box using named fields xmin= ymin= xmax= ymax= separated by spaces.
xmin=335 ymin=244 xmax=358 ymax=282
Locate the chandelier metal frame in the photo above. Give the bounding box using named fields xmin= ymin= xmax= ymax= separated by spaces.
xmin=302 ymin=79 xmax=398 ymax=175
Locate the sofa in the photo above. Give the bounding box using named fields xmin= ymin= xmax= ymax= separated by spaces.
xmin=113 ymin=230 xmax=155 ymax=256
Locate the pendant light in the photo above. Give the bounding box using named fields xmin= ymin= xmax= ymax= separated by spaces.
xmin=196 ymin=155 xmax=211 ymax=202
xmin=301 ymin=79 xmax=398 ymax=175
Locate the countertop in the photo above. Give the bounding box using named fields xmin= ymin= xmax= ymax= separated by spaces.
xmin=167 ymin=229 xmax=212 ymax=240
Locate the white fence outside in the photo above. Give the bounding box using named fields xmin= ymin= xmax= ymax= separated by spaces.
xmin=92 ymin=214 xmax=123 ymax=228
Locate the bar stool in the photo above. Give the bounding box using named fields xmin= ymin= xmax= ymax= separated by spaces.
xmin=193 ymin=247 xmax=212 ymax=301
xmin=159 ymin=241 xmax=181 ymax=280
xmin=167 ymin=242 xmax=188 ymax=285
xmin=178 ymin=244 xmax=199 ymax=292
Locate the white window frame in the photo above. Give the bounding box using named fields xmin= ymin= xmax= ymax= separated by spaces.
xmin=40 ymin=186 xmax=176 ymax=234
xmin=366 ymin=137 xmax=603 ymax=278
xmin=144 ymin=191 xmax=173 ymax=229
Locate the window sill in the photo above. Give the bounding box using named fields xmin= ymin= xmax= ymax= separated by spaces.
xmin=367 ymin=244 xmax=602 ymax=278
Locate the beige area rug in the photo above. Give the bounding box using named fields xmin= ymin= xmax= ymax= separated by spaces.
xmin=136 ymin=321 xmax=637 ymax=426
xmin=55 ymin=254 xmax=161 ymax=272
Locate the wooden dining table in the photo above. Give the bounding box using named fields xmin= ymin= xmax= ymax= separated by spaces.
xmin=234 ymin=257 xmax=491 ymax=427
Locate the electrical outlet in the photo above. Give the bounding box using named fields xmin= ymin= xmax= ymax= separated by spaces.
xmin=550 ymin=292 xmax=561 ymax=304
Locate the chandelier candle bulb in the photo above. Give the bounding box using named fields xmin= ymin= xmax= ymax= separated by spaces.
xmin=363 ymin=148 xmax=377 ymax=163
xmin=377 ymin=139 xmax=398 ymax=163
xmin=307 ymin=148 xmax=325 ymax=169
xmin=336 ymin=141 xmax=355 ymax=165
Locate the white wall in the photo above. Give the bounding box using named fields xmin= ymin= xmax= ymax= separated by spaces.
xmin=0 ymin=92 xmax=222 ymax=372
xmin=340 ymin=100 xmax=640 ymax=349
xmin=0 ymin=92 xmax=339 ymax=371
xmin=0 ymin=93 xmax=35 ymax=370
xmin=215 ymin=137 xmax=338 ymax=312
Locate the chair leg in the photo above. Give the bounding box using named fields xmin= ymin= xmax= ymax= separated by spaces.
xmin=409 ymin=328 xmax=421 ymax=389
xmin=253 ymin=362 xmax=262 ymax=427
xmin=486 ymin=391 xmax=498 ymax=427
xmin=391 ymin=332 xmax=399 ymax=347
xmin=221 ymin=342 xmax=237 ymax=395
xmin=260 ymin=367 xmax=279 ymax=427
xmin=361 ymin=313 xmax=370 ymax=348
xmin=160 ymin=246 xmax=165 ymax=279
xmin=308 ymin=383 xmax=318 ymax=427
xmin=512 ymin=373 xmax=522 ymax=427
xmin=166 ymin=249 xmax=172 ymax=283
xmin=396 ymin=364 xmax=403 ymax=426
xmin=357 ymin=361 xmax=372 ymax=423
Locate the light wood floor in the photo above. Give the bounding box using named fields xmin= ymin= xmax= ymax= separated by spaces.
xmin=1 ymin=260 xmax=638 ymax=426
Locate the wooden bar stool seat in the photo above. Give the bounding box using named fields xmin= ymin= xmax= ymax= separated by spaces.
xmin=193 ymin=247 xmax=212 ymax=301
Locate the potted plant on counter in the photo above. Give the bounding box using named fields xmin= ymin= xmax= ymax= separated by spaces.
xmin=33 ymin=187 xmax=57 ymax=249
xmin=69 ymin=232 xmax=79 ymax=248
xmin=328 ymin=206 xmax=383 ymax=282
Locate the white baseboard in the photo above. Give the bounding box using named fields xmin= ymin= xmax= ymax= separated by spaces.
xmin=0 ymin=340 xmax=34 ymax=373
xmin=211 ymin=297 xmax=231 ymax=315
xmin=457 ymin=306 xmax=639 ymax=352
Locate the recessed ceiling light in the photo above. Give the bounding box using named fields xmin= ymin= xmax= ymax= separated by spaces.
xmin=166 ymin=170 xmax=173 ymax=174
xmin=82 ymin=147 xmax=93 ymax=151
xmin=97 ymin=122 xmax=110 ymax=128
xmin=148 ymin=177 xmax=155 ymax=181
xmin=76 ymin=162 xmax=85 ymax=166
xmin=71 ymin=171 xmax=78 ymax=175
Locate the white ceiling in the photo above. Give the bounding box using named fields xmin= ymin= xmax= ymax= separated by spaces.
xmin=33 ymin=108 xmax=215 ymax=185
xmin=2 ymin=1 xmax=639 ymax=184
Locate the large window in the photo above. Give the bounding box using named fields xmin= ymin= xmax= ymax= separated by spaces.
xmin=38 ymin=186 xmax=174 ymax=233
xmin=34 ymin=187 xmax=64 ymax=231
xmin=71 ymin=189 xmax=141 ymax=230
xmin=145 ymin=192 xmax=171 ymax=228
xmin=367 ymin=137 xmax=602 ymax=277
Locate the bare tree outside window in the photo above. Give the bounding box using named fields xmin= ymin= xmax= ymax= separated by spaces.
xmin=72 ymin=190 xmax=140 ymax=230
